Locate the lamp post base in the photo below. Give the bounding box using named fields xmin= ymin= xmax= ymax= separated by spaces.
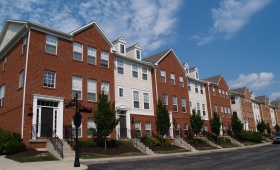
xmin=74 ymin=156 xmax=80 ymax=167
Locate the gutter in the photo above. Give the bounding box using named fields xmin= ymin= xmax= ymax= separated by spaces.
xmin=206 ymin=82 xmax=213 ymax=119
xmin=21 ymin=25 xmax=30 ymax=139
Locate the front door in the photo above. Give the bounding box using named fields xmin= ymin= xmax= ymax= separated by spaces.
xmin=41 ymin=107 xmax=53 ymax=137
xmin=120 ymin=113 xmax=127 ymax=137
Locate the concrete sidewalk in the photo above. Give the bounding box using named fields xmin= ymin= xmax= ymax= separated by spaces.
xmin=0 ymin=142 xmax=272 ymax=170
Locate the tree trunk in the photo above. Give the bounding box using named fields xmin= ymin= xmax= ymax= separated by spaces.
xmin=196 ymin=134 xmax=198 ymax=148
xmin=105 ymin=139 xmax=107 ymax=150
xmin=162 ymin=136 xmax=163 ymax=146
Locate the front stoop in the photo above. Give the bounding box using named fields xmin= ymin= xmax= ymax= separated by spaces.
xmin=46 ymin=140 xmax=75 ymax=159
xmin=198 ymin=136 xmax=223 ymax=149
xmin=222 ymin=136 xmax=245 ymax=147
xmin=131 ymin=138 xmax=155 ymax=155
xmin=174 ymin=137 xmax=198 ymax=152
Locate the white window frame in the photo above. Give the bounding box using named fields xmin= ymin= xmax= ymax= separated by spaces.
xmin=72 ymin=76 xmax=82 ymax=100
xmin=222 ymin=90 xmax=225 ymax=98
xmin=189 ymin=100 xmax=192 ymax=113
xmin=87 ymin=79 xmax=97 ymax=101
xmin=73 ymin=42 xmax=83 ymax=61
xmin=161 ymin=70 xmax=166 ymax=83
xmin=133 ymin=90 xmax=140 ymax=108
xmin=228 ymin=107 xmax=231 ymax=117
xmin=117 ymin=59 xmax=124 ymax=75
xmin=196 ymin=72 xmax=199 ymax=79
xmin=87 ymin=117 xmax=96 ymax=138
xmin=197 ymin=102 xmax=201 ymax=115
xmin=88 ymin=46 xmax=96 ymax=65
xmin=231 ymin=96 xmax=236 ymax=104
xmin=19 ymin=70 xmax=24 ymax=88
xmin=224 ymin=106 xmax=227 ymax=117
xmin=184 ymin=123 xmax=189 ymax=136
xmin=132 ymin=64 xmax=138 ymax=78
xmin=135 ymin=122 xmax=142 ymax=137
xmin=46 ymin=34 xmax=57 ymax=55
xmin=219 ymin=88 xmax=222 ymax=97
xmin=212 ymin=86 xmax=216 ymax=96
xmin=179 ymin=76 xmax=184 ymax=87
xmin=142 ymin=67 xmax=148 ymax=80
xmin=120 ymin=44 xmax=125 ymax=54
xmin=195 ymin=83 xmax=198 ymax=93
xmin=163 ymin=94 xmax=168 ymax=105
xmin=118 ymin=86 xmax=124 ymax=97
xmin=170 ymin=73 xmax=175 ymax=85
xmin=44 ymin=70 xmax=56 ymax=88
xmin=173 ymin=96 xmax=178 ymax=112
xmin=101 ymin=51 xmax=109 ymax=67
xmin=101 ymin=82 xmax=109 ymax=97
xmin=202 ymin=103 xmax=206 ymax=116
xmin=3 ymin=56 xmax=6 ymax=70
xmin=143 ymin=92 xmax=149 ymax=109
xmin=22 ymin=37 xmax=27 ymax=53
xmin=214 ymin=104 xmax=218 ymax=113
xmin=136 ymin=50 xmax=141 ymax=60
xmin=200 ymin=85 xmax=203 ymax=94
xmin=226 ymin=91 xmax=228 ymax=99
xmin=221 ymin=105 xmax=224 ymax=117
xmin=188 ymin=81 xmax=191 ymax=91
xmin=0 ymin=84 xmax=5 ymax=107
xmin=72 ymin=117 xmax=82 ymax=138
xmin=182 ymin=98 xmax=186 ymax=113
xmin=145 ymin=122 xmax=151 ymax=136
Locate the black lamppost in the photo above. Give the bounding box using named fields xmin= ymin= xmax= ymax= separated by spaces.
xmin=74 ymin=93 xmax=81 ymax=167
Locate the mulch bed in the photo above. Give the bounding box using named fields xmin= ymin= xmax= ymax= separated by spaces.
xmin=5 ymin=148 xmax=49 ymax=158
xmin=79 ymin=147 xmax=141 ymax=155
xmin=150 ymin=145 xmax=184 ymax=151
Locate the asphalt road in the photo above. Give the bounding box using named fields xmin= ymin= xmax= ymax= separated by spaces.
xmin=88 ymin=144 xmax=280 ymax=170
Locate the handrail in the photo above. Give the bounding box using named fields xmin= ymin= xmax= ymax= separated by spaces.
xmin=64 ymin=125 xmax=75 ymax=147
xmin=32 ymin=123 xmax=64 ymax=159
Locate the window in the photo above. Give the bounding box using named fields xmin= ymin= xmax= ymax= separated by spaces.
xmin=133 ymin=90 xmax=139 ymax=108
xmin=226 ymin=91 xmax=229 ymax=99
xmin=179 ymin=76 xmax=184 ymax=87
xmin=87 ymin=79 xmax=96 ymax=101
xmin=175 ymin=123 xmax=180 ymax=136
xmin=173 ymin=96 xmax=178 ymax=111
xmin=214 ymin=104 xmax=218 ymax=112
xmin=101 ymin=82 xmax=109 ymax=95
xmin=197 ymin=102 xmax=201 ymax=115
xmin=44 ymin=71 xmax=55 ymax=88
xmin=161 ymin=70 xmax=166 ymax=83
xmin=3 ymin=56 xmax=6 ymax=70
xmin=195 ymin=83 xmax=198 ymax=93
xmin=231 ymin=97 xmax=236 ymax=104
xmin=212 ymin=86 xmax=216 ymax=96
xmin=135 ymin=122 xmax=141 ymax=137
xmin=163 ymin=94 xmax=168 ymax=105
xmin=46 ymin=34 xmax=57 ymax=54
xmin=72 ymin=76 xmax=82 ymax=99
xmin=188 ymin=81 xmax=191 ymax=91
xmin=142 ymin=67 xmax=148 ymax=80
xmin=196 ymin=72 xmax=199 ymax=79
xmin=117 ymin=59 xmax=124 ymax=74
xmin=143 ymin=92 xmax=149 ymax=109
xmin=221 ymin=105 xmax=224 ymax=117
xmin=184 ymin=123 xmax=189 ymax=136
xmin=170 ymin=73 xmax=175 ymax=85
xmin=88 ymin=46 xmax=96 ymax=64
xmin=22 ymin=37 xmax=26 ymax=53
xmin=182 ymin=98 xmax=186 ymax=112
xmin=19 ymin=70 xmax=24 ymax=88
xmin=224 ymin=106 xmax=227 ymax=117
xmin=72 ymin=117 xmax=82 ymax=137
xmin=0 ymin=85 xmax=5 ymax=106
xmin=189 ymin=101 xmax=192 ymax=112
xmin=200 ymin=85 xmax=203 ymax=94
xmin=202 ymin=104 xmax=206 ymax=116
xmin=87 ymin=118 xmax=96 ymax=137
xmin=120 ymin=44 xmax=125 ymax=54
xmin=132 ymin=64 xmax=138 ymax=78
xmin=219 ymin=89 xmax=222 ymax=97
xmin=136 ymin=50 xmax=141 ymax=59
xmin=118 ymin=87 xmax=124 ymax=97
xmin=73 ymin=42 xmax=83 ymax=61
xmin=101 ymin=51 xmax=109 ymax=67
xmin=222 ymin=90 xmax=225 ymax=98
xmin=145 ymin=122 xmax=151 ymax=136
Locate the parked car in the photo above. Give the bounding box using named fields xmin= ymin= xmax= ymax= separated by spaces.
xmin=273 ymin=132 xmax=280 ymax=144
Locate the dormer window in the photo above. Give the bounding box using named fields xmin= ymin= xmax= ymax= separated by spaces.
xmin=136 ymin=50 xmax=141 ymax=59
xmin=196 ymin=72 xmax=199 ymax=79
xmin=186 ymin=68 xmax=188 ymax=73
xmin=120 ymin=44 xmax=125 ymax=54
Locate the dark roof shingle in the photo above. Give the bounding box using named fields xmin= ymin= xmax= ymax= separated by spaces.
xmin=203 ymin=75 xmax=222 ymax=84
xmin=142 ymin=49 xmax=171 ymax=64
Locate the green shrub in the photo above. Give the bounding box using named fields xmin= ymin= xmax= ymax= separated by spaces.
xmin=141 ymin=135 xmax=161 ymax=146
xmin=78 ymin=140 xmax=97 ymax=147
xmin=0 ymin=128 xmax=26 ymax=155
xmin=163 ymin=139 xmax=172 ymax=147
xmin=4 ymin=142 xmax=26 ymax=154
xmin=225 ymin=138 xmax=231 ymax=143
xmin=116 ymin=140 xmax=134 ymax=148
xmin=237 ymin=130 xmax=262 ymax=143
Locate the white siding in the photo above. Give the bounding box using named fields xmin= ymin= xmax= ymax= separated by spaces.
xmin=231 ymin=95 xmax=243 ymax=120
xmin=270 ymin=107 xmax=276 ymax=126
xmin=114 ymin=57 xmax=154 ymax=116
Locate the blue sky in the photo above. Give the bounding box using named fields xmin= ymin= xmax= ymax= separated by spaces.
xmin=0 ymin=0 xmax=279 ymax=100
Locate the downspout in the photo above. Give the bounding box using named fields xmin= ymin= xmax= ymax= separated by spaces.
xmin=154 ymin=65 xmax=158 ymax=101
xmin=21 ymin=25 xmax=31 ymax=139
xmin=206 ymin=82 xmax=213 ymax=119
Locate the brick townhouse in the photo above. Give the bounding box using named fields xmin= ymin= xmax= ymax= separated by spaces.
xmin=0 ymin=20 xmax=116 ymax=148
xmin=271 ymin=100 xmax=280 ymax=126
xmin=230 ymin=87 xmax=256 ymax=131
xmin=182 ymin=63 xmax=211 ymax=134
xmin=203 ymin=75 xmax=232 ymax=135
xmin=143 ymin=49 xmax=190 ymax=138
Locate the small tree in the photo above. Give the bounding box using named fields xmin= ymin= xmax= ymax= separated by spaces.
xmin=275 ymin=124 xmax=280 ymax=132
xmin=257 ymin=119 xmax=266 ymax=134
xmin=190 ymin=109 xmax=204 ymax=148
xmin=231 ymin=112 xmax=243 ymax=137
xmin=156 ymin=100 xmax=171 ymax=146
xmin=210 ymin=112 xmax=221 ymax=143
xmin=265 ymin=123 xmax=271 ymax=136
xmin=93 ymin=91 xmax=119 ymax=149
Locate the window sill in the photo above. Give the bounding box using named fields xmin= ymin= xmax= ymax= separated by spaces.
xmin=87 ymin=63 xmax=96 ymax=66
xmin=87 ymin=100 xmax=97 ymax=103
xmin=43 ymin=87 xmax=56 ymax=90
xmin=73 ymin=59 xmax=83 ymax=62
xmin=18 ymin=87 xmax=23 ymax=91
xmin=101 ymin=66 xmax=109 ymax=69
xmin=45 ymin=52 xmax=57 ymax=56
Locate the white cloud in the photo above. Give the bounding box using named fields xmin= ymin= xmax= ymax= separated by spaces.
xmin=229 ymin=72 xmax=274 ymax=90
xmin=270 ymin=93 xmax=280 ymax=101
xmin=191 ymin=0 xmax=271 ymax=45
xmin=0 ymin=0 xmax=182 ymax=54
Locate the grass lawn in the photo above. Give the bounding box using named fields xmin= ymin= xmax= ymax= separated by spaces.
xmin=243 ymin=141 xmax=262 ymax=146
xmin=195 ymin=146 xmax=219 ymax=151
xmin=155 ymin=149 xmax=189 ymax=154
xmin=10 ymin=154 xmax=59 ymax=163
xmin=80 ymin=152 xmax=145 ymax=159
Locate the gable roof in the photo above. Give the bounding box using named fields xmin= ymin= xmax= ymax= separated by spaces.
xmin=143 ymin=48 xmax=186 ymax=75
xmin=203 ymin=75 xmax=222 ymax=84
xmin=231 ymin=87 xmax=247 ymax=95
xmin=255 ymin=95 xmax=267 ymax=103
xmin=189 ymin=67 xmax=198 ymax=72
xmin=112 ymin=36 xmax=126 ymax=44
xmin=126 ymin=43 xmax=142 ymax=51
xmin=271 ymin=101 xmax=280 ymax=108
